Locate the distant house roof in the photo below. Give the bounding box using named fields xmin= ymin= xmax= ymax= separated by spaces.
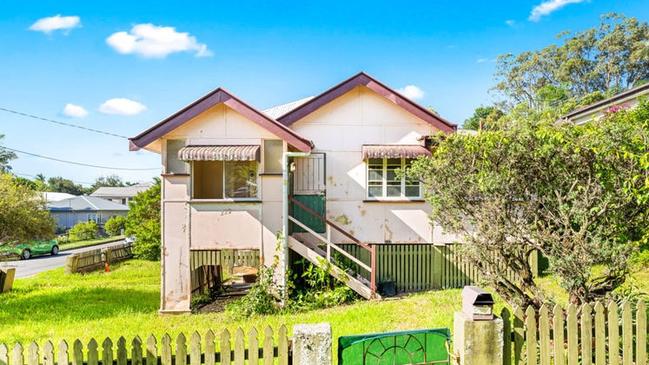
xmin=41 ymin=192 xmax=76 ymax=203
xmin=263 ymin=96 xmax=315 ymax=119
xmin=48 ymin=196 xmax=129 ymax=212
xmin=90 ymin=183 xmax=152 ymax=198
xmin=563 ymin=82 xmax=649 ymax=122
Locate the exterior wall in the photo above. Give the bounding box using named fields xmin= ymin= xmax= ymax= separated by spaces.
xmin=290 ymin=85 xmax=458 ymax=244
xmin=159 ymin=104 xmax=286 ymax=312
xmin=50 ymin=210 xmax=127 ymax=231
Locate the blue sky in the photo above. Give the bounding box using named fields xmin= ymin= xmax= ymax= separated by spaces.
xmin=0 ymin=0 xmax=647 ymax=185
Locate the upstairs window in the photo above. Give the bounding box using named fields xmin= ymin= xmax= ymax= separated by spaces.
xmin=166 ymin=139 xmax=188 ymax=174
xmin=193 ymin=160 xmax=258 ymax=199
xmin=263 ymin=140 xmax=283 ymax=174
xmin=366 ymin=158 xmax=421 ymax=199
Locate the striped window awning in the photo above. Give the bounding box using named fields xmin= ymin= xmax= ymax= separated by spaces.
xmin=361 ymin=144 xmax=431 ymax=159
xmin=178 ymin=145 xmax=260 ymax=161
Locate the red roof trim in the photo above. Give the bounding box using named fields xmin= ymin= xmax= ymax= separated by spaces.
xmin=129 ymin=88 xmax=313 ymax=152
xmin=277 ymin=72 xmax=457 ymax=132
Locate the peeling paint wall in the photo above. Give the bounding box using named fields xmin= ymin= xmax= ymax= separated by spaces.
xmin=291 ymin=85 xmax=459 ymax=244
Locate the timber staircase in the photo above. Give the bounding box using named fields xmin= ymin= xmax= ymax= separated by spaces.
xmin=288 ymin=197 xmax=380 ymax=300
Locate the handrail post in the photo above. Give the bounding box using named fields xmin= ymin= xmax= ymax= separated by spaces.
xmin=326 ymin=225 xmax=331 ymax=262
xmin=370 ymin=244 xmax=377 ymax=297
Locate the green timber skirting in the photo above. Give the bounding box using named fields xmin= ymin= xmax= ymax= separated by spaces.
xmin=337 ymin=243 xmax=522 ymax=293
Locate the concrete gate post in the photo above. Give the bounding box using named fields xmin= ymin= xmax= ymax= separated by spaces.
xmin=292 ymin=323 xmax=332 ymax=365
xmin=453 ymin=286 xmax=504 ymax=365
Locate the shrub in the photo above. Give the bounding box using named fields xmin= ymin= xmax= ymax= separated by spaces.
xmin=226 ymin=265 xmax=280 ymax=318
xmin=104 ymin=215 xmax=126 ymax=237
xmin=125 ymin=180 xmax=161 ymax=260
xmin=68 ymin=221 xmax=99 ymax=241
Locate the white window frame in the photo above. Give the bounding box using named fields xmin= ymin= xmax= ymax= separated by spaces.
xmin=365 ymin=157 xmax=422 ymax=200
xmin=191 ymin=160 xmax=260 ymax=201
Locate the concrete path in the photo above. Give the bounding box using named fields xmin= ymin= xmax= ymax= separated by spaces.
xmin=0 ymin=240 xmax=125 ymax=278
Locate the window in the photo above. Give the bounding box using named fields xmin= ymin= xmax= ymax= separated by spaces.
xmin=366 ymin=158 xmax=421 ymax=199
xmin=193 ymin=160 xmax=258 ymax=199
xmin=166 ymin=139 xmax=188 ymax=174
xmin=263 ymin=140 xmax=283 ymax=174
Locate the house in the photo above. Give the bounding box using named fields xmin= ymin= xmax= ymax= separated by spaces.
xmin=129 ymin=72 xmax=458 ymax=313
xmin=90 ymin=182 xmax=152 ymax=205
xmin=563 ymin=82 xmax=649 ymax=124
xmin=48 ymin=196 xmax=129 ymax=231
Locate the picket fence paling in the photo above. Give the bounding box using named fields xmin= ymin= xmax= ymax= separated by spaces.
xmin=503 ymin=299 xmax=648 ymax=365
xmin=0 ymin=325 xmax=289 ymax=365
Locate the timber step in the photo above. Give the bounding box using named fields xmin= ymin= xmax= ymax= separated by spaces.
xmin=288 ymin=235 xmax=379 ymax=300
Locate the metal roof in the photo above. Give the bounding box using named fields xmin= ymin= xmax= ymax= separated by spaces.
xmin=48 ymin=196 xmax=129 ymax=212
xmin=263 ymin=96 xmax=315 ymax=119
xmin=178 ymin=145 xmax=260 ymax=161
xmin=90 ymin=183 xmax=152 ymax=198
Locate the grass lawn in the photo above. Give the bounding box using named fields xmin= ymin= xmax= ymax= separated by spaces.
xmin=59 ymin=236 xmax=125 ymax=251
xmin=0 ymin=259 xmax=510 ymax=348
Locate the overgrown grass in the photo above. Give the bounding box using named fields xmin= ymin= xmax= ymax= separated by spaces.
xmin=0 ymin=260 xmax=507 ymax=348
xmin=59 ymin=236 xmax=124 ymax=251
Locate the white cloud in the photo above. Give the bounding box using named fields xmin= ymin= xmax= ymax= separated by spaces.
xmin=505 ymin=19 xmax=516 ymax=27
xmin=529 ymin=0 xmax=585 ymax=22
xmin=106 ymin=23 xmax=212 ymax=58
xmin=99 ymin=98 xmax=147 ymax=116
xmin=397 ymin=85 xmax=424 ymax=100
xmin=29 ymin=15 xmax=80 ymax=34
xmin=62 ymin=103 xmax=88 ymax=118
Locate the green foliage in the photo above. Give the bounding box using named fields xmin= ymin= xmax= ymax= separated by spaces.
xmin=68 ymin=221 xmax=99 ymax=242
xmin=463 ymin=106 xmax=505 ymax=130
xmin=0 ymin=173 xmax=55 ymax=244
xmin=90 ymin=175 xmax=127 ymax=192
xmin=409 ymin=103 xmax=649 ymax=307
xmin=495 ymin=14 xmax=649 ymax=111
xmin=104 ymin=215 xmax=126 ymax=237
xmin=124 ymin=179 xmax=161 ymax=260
xmin=226 ymin=265 xmax=280 ymax=318
xmin=47 ymin=176 xmax=86 ymax=195
xmin=0 ymin=135 xmax=16 ymax=173
xmin=288 ymin=259 xmax=356 ymax=311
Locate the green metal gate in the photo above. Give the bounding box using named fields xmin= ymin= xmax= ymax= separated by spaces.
xmin=338 ymin=328 xmax=451 ymax=365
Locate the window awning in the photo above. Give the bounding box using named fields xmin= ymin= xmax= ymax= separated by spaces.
xmin=178 ymin=145 xmax=260 ymax=161
xmin=362 ymin=144 xmax=431 ymax=159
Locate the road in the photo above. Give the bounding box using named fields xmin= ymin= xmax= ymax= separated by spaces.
xmin=0 ymin=240 xmax=126 ymax=278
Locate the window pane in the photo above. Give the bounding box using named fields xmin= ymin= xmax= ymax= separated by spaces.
xmin=224 ymin=161 xmax=258 ymax=198
xmin=386 ymin=158 xmax=401 ymax=166
xmin=166 ymin=139 xmax=188 ymax=174
xmin=368 ymin=168 xmax=383 ymax=182
xmin=193 ymin=161 xmax=223 ymax=199
xmin=368 ymin=185 xmax=383 ymax=198
xmin=263 ymin=140 xmax=283 ymax=174
xmin=405 ymin=185 xmax=420 ymax=198
xmin=386 ymin=184 xmax=401 ymax=197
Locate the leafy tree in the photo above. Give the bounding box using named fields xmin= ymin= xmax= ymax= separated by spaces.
xmin=0 ymin=174 xmax=55 ymax=244
xmin=104 ymin=215 xmax=126 ymax=237
xmin=0 ymin=134 xmax=16 ymax=173
xmin=125 ymin=179 xmax=160 ymax=260
xmin=90 ymin=175 xmax=126 ymax=192
xmin=463 ymin=106 xmax=505 ymax=130
xmin=68 ymin=221 xmax=99 ymax=241
xmin=47 ymin=176 xmax=86 ymax=195
xmin=495 ymin=13 xmax=649 ymax=110
xmin=409 ymin=103 xmax=649 ymax=307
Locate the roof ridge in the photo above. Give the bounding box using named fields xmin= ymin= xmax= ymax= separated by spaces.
xmin=80 ymin=195 xmax=99 ymax=210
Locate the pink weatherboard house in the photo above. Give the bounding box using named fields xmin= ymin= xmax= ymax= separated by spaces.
xmin=129 ymin=72 xmax=457 ymax=313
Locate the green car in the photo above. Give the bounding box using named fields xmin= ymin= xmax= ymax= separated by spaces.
xmin=0 ymin=239 xmax=59 ymax=260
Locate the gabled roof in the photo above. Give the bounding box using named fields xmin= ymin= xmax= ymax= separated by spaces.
xmin=263 ymin=96 xmax=315 ymax=119
xmin=48 ymin=196 xmax=129 ymax=212
xmin=129 ymin=88 xmax=314 ymax=152
xmin=276 ymin=72 xmax=457 ymax=132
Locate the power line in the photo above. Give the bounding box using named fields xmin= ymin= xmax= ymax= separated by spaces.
xmin=2 ymin=146 xmax=159 ymax=171
xmin=0 ymin=106 xmax=128 ymax=139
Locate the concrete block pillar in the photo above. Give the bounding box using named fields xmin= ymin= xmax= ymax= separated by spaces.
xmin=292 ymin=323 xmax=332 ymax=365
xmin=0 ymin=267 xmax=16 ymax=292
xmin=453 ymin=287 xmax=504 ymax=365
